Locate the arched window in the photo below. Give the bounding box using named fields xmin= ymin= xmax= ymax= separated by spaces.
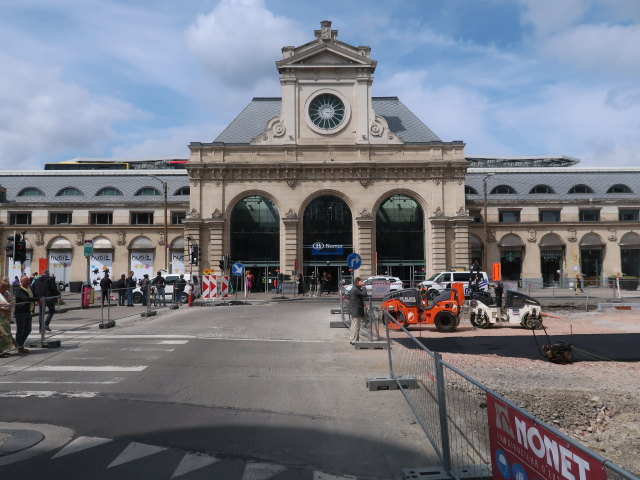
xmin=56 ymin=187 xmax=83 ymax=196
xmin=464 ymin=185 xmax=478 ymax=195
xmin=568 ymin=184 xmax=593 ymax=194
xmin=230 ymin=195 xmax=279 ymax=263
xmin=490 ymin=185 xmax=517 ymax=194
xmin=529 ymin=185 xmax=555 ymax=194
xmin=606 ymin=184 xmax=632 ymax=194
xmin=96 ymin=187 xmax=123 ymax=196
xmin=174 ymin=186 xmax=190 ymax=196
xmin=376 ymin=194 xmax=424 ymax=264
xmin=135 ymin=187 xmax=161 ymax=196
xmin=17 ymin=187 xmax=45 ymax=197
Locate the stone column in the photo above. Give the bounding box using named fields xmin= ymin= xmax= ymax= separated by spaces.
xmin=205 ymin=210 xmax=225 ymax=272
xmin=282 ymin=210 xmax=300 ymax=274
xmin=355 ymin=210 xmax=374 ymax=278
xmin=430 ymin=216 xmax=448 ymax=273
xmin=452 ymin=214 xmax=472 ymax=270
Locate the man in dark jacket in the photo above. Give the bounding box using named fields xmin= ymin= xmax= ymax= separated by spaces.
xmin=152 ymin=272 xmax=166 ymax=306
xmin=114 ymin=274 xmax=126 ymax=306
xmin=99 ymin=273 xmax=113 ymax=306
xmin=14 ymin=276 xmax=39 ymax=353
xmin=348 ymin=277 xmax=366 ymax=345
xmin=174 ymin=274 xmax=187 ymax=304
xmin=125 ymin=271 xmax=136 ymax=306
xmin=33 ymin=270 xmax=60 ymax=332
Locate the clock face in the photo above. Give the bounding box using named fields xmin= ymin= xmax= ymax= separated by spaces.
xmin=308 ymin=93 xmax=345 ymax=130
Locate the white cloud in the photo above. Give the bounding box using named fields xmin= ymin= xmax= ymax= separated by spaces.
xmin=518 ymin=0 xmax=588 ymax=37
xmin=0 ymin=53 xmax=143 ymax=169
xmin=186 ymin=0 xmax=306 ymax=90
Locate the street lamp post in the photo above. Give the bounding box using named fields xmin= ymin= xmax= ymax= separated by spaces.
xmin=149 ymin=175 xmax=169 ymax=272
xmin=482 ymin=173 xmax=494 ymax=271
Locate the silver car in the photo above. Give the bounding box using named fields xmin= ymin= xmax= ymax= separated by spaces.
xmin=343 ymin=275 xmax=404 ymax=295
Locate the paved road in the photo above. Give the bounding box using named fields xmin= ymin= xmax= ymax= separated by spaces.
xmin=0 ymin=300 xmax=437 ymax=479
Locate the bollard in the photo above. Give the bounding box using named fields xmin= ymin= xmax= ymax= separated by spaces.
xmin=188 ymin=291 xmax=193 ymax=307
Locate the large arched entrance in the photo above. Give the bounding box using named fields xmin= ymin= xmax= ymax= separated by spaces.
xmin=230 ymin=195 xmax=280 ymax=292
xmin=303 ymin=195 xmax=352 ymax=293
xmin=619 ymin=232 xmax=640 ymax=279
xmin=579 ymin=233 xmax=604 ymax=286
xmin=539 ymin=233 xmax=564 ymax=286
xmin=498 ymin=234 xmax=524 ymax=282
xmin=375 ymin=194 xmax=424 ymax=285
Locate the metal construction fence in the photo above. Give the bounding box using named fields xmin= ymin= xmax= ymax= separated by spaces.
xmin=337 ymin=288 xmax=383 ymax=342
xmin=1 ymin=286 xmax=176 ymax=356
xmin=381 ymin=311 xmax=639 ymax=480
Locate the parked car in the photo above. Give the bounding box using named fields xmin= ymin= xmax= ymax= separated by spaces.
xmin=418 ymin=270 xmax=489 ymax=300
xmin=132 ymin=273 xmax=193 ymax=304
xmin=343 ymin=275 xmax=404 ymax=296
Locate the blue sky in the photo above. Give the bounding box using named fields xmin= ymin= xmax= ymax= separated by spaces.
xmin=1 ymin=0 xmax=639 ymax=169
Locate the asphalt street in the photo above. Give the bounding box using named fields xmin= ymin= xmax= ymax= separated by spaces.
xmin=0 ymin=299 xmax=437 ymax=479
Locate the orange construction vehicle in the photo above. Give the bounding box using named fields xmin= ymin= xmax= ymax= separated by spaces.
xmin=381 ymin=283 xmax=465 ymax=332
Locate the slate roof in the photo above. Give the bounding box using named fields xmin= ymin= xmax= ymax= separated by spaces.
xmin=0 ymin=171 xmax=190 ymax=204
xmin=213 ymin=97 xmax=441 ymax=144
xmin=465 ymin=168 xmax=640 ymax=204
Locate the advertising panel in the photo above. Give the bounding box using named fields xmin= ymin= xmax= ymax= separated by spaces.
xmin=90 ymin=252 xmax=113 ymax=285
xmin=171 ymin=252 xmax=185 ymax=274
xmin=49 ymin=251 xmax=72 ymax=284
xmin=130 ymin=252 xmax=154 ymax=281
xmin=486 ymin=393 xmax=605 ymax=480
xmin=8 ymin=253 xmax=32 ymax=279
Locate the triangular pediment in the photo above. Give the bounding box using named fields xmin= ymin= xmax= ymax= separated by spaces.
xmin=278 ymin=43 xmax=374 ymax=69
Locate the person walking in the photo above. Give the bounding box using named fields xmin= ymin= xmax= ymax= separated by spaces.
xmin=33 ymin=270 xmax=60 ymax=332
xmin=114 ymin=274 xmax=126 ymax=306
xmin=574 ymin=273 xmax=584 ymax=295
xmin=125 ymin=271 xmax=136 ymax=306
xmin=99 ymin=273 xmax=113 ymax=307
xmin=297 ymin=273 xmax=304 ymax=295
xmin=140 ymin=274 xmax=151 ymax=306
xmin=308 ymin=272 xmax=317 ymax=297
xmin=348 ymin=277 xmax=366 ymax=345
xmin=0 ymin=278 xmax=17 ymax=357
xmin=13 ymin=276 xmax=38 ymax=354
xmin=175 ymin=274 xmax=187 ymax=304
xmin=152 ymin=272 xmax=166 ymax=306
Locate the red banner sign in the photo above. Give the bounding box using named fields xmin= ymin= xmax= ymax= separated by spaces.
xmin=486 ymin=393 xmax=606 ymax=480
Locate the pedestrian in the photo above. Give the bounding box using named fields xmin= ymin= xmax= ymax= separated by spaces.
xmin=99 ymin=273 xmax=113 ymax=306
xmin=348 ymin=277 xmax=366 ymax=345
xmin=0 ymin=278 xmax=17 ymax=357
xmin=297 ymin=273 xmax=304 ymax=295
xmin=30 ymin=272 xmax=38 ymax=288
xmin=114 ymin=274 xmax=126 ymax=306
xmin=192 ymin=275 xmax=200 ymax=299
xmin=574 ymin=273 xmax=583 ymax=295
xmin=125 ymin=271 xmax=136 ymax=306
xmin=615 ymin=272 xmax=622 ymax=299
xmin=140 ymin=274 xmax=151 ymax=306
xmin=152 ymin=272 xmax=166 ymax=306
xmin=175 ymin=274 xmax=187 ymax=304
xmin=319 ymin=272 xmax=328 ymax=296
xmin=276 ymin=271 xmax=284 ymax=294
xmin=32 ymin=270 xmax=60 ymax=332
xmin=494 ymin=281 xmax=503 ymax=308
xmin=308 ymin=272 xmax=317 ymax=297
xmin=246 ymin=271 xmax=254 ymax=294
xmin=13 ymin=275 xmax=39 ymax=354
xmin=471 ymin=260 xmax=480 ymax=274
xmin=11 ymin=276 xmax=20 ymax=294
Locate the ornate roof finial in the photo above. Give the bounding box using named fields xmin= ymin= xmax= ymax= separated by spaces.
xmin=315 ymin=20 xmax=337 ymax=41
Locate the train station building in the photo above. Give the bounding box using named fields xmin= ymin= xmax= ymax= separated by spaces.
xmin=1 ymin=22 xmax=639 ymax=291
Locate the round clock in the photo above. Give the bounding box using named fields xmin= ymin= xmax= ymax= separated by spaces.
xmin=308 ymin=93 xmax=345 ymax=130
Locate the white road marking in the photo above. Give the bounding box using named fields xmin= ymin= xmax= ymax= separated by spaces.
xmin=0 ymin=391 xmax=97 ymax=399
xmin=107 ymin=442 xmax=167 ymax=468
xmin=242 ymin=462 xmax=287 ymax=480
xmin=52 ymin=436 xmax=113 ymax=459
xmin=0 ymin=380 xmax=122 ymax=385
xmin=23 ymin=366 xmax=147 ymax=372
xmin=314 ymin=472 xmax=357 ymax=479
xmin=120 ymin=347 xmax=175 ymax=352
xmin=171 ymin=452 xmax=219 ymax=478
xmin=157 ymin=340 xmax=189 ymax=345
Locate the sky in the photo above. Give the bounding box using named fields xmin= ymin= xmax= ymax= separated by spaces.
xmin=1 ymin=0 xmax=639 ymax=170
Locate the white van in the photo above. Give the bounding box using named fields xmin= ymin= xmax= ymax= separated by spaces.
xmin=418 ymin=271 xmax=489 ymax=299
xmin=132 ymin=273 xmax=193 ymax=304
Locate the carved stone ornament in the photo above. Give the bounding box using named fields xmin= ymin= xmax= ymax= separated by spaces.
xmin=158 ymin=232 xmax=165 ymax=246
xmin=75 ymin=231 xmax=85 ymax=245
xmin=456 ymin=207 xmax=468 ymax=217
xmin=370 ymin=118 xmax=384 ymax=137
xmin=192 ymin=180 xmax=200 ymax=188
xmin=567 ymin=229 xmax=577 ymax=242
xmin=286 ymin=178 xmax=297 ymax=188
xmin=211 ymin=208 xmax=223 ymax=219
xmin=284 ymin=209 xmax=298 ymax=220
xmin=608 ymin=228 xmax=617 ymax=242
xmin=359 ymin=208 xmax=371 ymax=218
xmin=252 ymin=117 xmax=287 ymax=145
xmin=356 ymin=168 xmax=371 ymax=187
xmin=35 ymin=231 xmax=45 ymax=246
xmin=527 ymin=229 xmax=537 ymax=242
xmin=117 ymin=232 xmax=126 ymax=246
xmin=186 ymin=208 xmax=200 ymax=219
xmin=488 ymin=230 xmax=496 ymax=242
xmin=433 ymin=207 xmax=444 ymax=218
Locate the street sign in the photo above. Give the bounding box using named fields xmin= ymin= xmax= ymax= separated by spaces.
xmin=83 ymin=239 xmax=93 ymax=257
xmin=346 ymin=252 xmax=362 ymax=270
xmin=231 ymin=262 xmax=245 ymax=276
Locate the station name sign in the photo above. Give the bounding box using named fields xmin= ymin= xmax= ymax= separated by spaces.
xmin=311 ymin=242 xmax=344 ymax=256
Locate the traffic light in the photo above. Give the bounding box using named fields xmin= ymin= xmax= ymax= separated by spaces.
xmin=5 ymin=235 xmax=15 ymax=258
xmin=15 ymin=234 xmax=27 ymax=263
xmin=219 ymin=255 xmax=225 ymax=271
xmin=190 ymin=245 xmax=199 ymax=265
